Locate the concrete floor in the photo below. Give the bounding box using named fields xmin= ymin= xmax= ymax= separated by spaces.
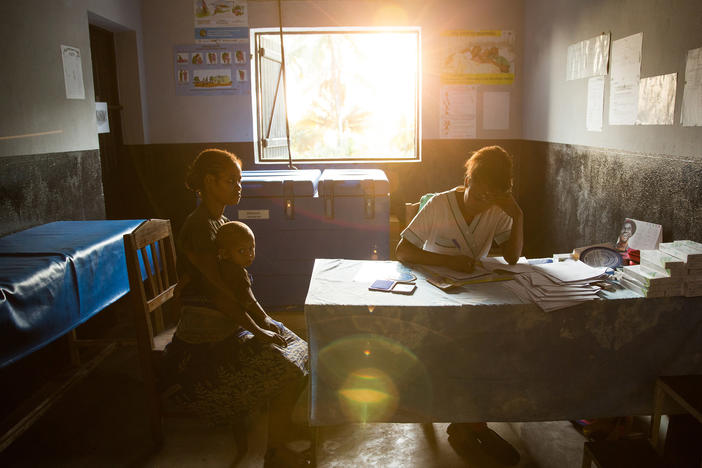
xmin=0 ymin=341 xmax=558 ymax=468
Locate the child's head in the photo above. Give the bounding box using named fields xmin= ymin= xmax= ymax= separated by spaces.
xmin=216 ymin=221 xmax=255 ymax=267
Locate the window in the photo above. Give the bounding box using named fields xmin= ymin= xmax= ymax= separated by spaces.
xmin=252 ymin=27 xmax=421 ymax=163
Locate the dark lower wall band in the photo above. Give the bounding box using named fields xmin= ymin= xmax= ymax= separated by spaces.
xmin=0 ymin=150 xmax=105 ymax=237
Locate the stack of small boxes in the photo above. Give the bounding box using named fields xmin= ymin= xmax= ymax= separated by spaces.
xmin=620 ymin=240 xmax=702 ymax=297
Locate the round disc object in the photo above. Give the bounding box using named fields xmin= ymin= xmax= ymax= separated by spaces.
xmin=579 ymin=246 xmax=623 ymax=268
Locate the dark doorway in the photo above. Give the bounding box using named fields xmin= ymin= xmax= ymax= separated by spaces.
xmin=89 ymin=24 xmax=126 ymax=219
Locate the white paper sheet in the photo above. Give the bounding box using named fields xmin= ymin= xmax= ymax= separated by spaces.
xmin=480 ymin=256 xmax=531 ymax=273
xmin=636 ymin=73 xmax=676 ymax=125
xmin=609 ymin=33 xmax=642 ymax=125
xmin=566 ymin=33 xmax=610 ymax=81
xmin=440 ymin=85 xmax=477 ymax=138
xmin=533 ymin=260 xmax=607 ymax=284
xmin=586 ymin=76 xmax=605 ymax=131
xmin=682 ymin=47 xmax=702 ymax=126
xmin=61 ymin=45 xmax=85 ymax=100
xmin=95 ymin=102 xmax=110 ymax=133
xmin=482 ymin=91 xmax=510 ymax=130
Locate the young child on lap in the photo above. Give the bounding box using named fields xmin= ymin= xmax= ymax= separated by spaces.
xmin=214 ymin=221 xmax=287 ymax=347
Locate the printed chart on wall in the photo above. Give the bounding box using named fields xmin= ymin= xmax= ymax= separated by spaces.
xmin=440 ymin=85 xmax=477 ymax=139
xmin=174 ymin=44 xmax=250 ymax=96
xmin=194 ymin=0 xmax=249 ymax=42
xmin=440 ymin=31 xmax=515 ymax=85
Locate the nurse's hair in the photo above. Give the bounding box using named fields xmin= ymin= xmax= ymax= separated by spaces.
xmin=464 ymin=145 xmax=513 ymax=192
xmin=185 ymin=148 xmax=241 ymax=192
xmin=216 ymin=221 xmax=254 ymax=250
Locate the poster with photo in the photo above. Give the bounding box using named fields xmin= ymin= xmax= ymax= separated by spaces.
xmin=615 ymin=218 xmax=662 ymax=252
xmin=174 ymin=43 xmax=250 ymax=95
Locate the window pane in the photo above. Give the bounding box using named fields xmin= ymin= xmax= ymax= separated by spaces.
xmin=256 ymin=30 xmax=419 ymax=162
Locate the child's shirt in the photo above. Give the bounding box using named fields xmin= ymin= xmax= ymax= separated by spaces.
xmin=218 ymin=260 xmax=253 ymax=305
xmin=175 ymin=261 xmax=251 ymax=344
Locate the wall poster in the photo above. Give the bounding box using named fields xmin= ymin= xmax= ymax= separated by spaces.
xmin=441 ymin=30 xmax=515 ymax=85
xmin=439 ymin=85 xmax=477 ymax=139
xmin=194 ymin=0 xmax=249 ymax=42
xmin=174 ymin=43 xmax=250 ymax=96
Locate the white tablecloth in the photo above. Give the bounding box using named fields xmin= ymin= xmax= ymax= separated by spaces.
xmin=305 ymin=259 xmax=702 ymax=425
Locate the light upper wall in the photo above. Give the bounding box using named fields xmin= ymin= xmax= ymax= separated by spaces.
xmin=142 ymin=0 xmax=524 ymax=144
xmin=0 ymin=0 xmax=146 ymax=158
xmin=522 ymin=0 xmax=702 ymax=159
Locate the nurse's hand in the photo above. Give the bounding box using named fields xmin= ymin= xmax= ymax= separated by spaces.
xmin=447 ymin=254 xmax=475 ymax=273
xmin=494 ymin=194 xmax=523 ymax=220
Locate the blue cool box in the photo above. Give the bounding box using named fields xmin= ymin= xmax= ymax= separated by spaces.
xmin=224 ymin=169 xmax=390 ymax=306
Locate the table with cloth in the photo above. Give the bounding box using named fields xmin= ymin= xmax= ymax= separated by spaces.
xmin=304 ymin=258 xmax=702 ymax=426
xmin=0 ymin=220 xmax=145 ymax=368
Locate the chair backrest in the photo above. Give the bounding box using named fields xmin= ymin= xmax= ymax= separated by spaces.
xmin=123 ymin=219 xmax=178 ymax=352
xmin=123 ymin=219 xmax=179 ymax=445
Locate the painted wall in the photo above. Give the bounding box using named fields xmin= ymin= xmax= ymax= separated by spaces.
xmin=0 ymin=0 xmax=146 ymax=158
xmin=142 ymin=0 xmax=524 ymax=144
xmin=523 ymin=0 xmax=702 ymax=159
xmin=0 ymin=0 xmax=147 ymax=235
xmin=520 ymin=0 xmax=702 ymax=255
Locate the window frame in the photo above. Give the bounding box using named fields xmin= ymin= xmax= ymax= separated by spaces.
xmin=250 ymin=26 xmax=422 ymax=165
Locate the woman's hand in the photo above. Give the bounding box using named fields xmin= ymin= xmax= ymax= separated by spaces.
xmin=446 ymin=255 xmax=475 ymax=273
xmin=258 ymin=328 xmax=287 ymax=348
xmin=262 ymin=316 xmax=282 ymax=334
xmin=493 ymin=194 xmax=523 ymax=220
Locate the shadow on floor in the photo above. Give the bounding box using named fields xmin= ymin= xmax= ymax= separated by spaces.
xmin=1 ymin=344 xmax=550 ymax=467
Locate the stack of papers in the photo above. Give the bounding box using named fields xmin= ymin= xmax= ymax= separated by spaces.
xmin=501 ymin=260 xmax=608 ymax=311
xmin=418 ymin=263 xmax=513 ymax=290
xmin=421 ymin=257 xmax=608 ymax=310
xmin=620 ymin=264 xmax=683 ymax=297
xmin=625 ymin=240 xmax=702 ymax=297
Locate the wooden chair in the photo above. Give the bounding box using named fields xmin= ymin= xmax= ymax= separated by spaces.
xmin=123 ymin=219 xmax=179 ymax=446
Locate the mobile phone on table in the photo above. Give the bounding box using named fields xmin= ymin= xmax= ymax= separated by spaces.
xmin=391 ymin=283 xmax=416 ymax=295
xmin=369 ymin=279 xmax=396 ymax=292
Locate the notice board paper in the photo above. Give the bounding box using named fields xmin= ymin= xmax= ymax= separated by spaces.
xmin=637 ymin=73 xmax=676 ymax=125
xmin=609 ymin=33 xmax=642 ymax=125
xmin=586 ymin=76 xmax=605 ymax=131
xmin=482 ymin=91 xmax=510 ymax=130
xmin=682 ymin=46 xmax=702 ymax=126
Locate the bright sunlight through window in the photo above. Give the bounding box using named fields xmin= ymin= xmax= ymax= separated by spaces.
xmin=252 ymin=28 xmax=421 ymax=163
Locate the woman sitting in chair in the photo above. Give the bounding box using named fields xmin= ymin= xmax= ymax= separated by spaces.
xmin=164 ymin=148 xmax=310 ymax=467
xmin=396 ymin=145 xmax=524 ymax=466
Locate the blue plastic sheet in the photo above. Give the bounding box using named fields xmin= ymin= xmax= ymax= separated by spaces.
xmin=0 ymin=220 xmax=145 ymax=368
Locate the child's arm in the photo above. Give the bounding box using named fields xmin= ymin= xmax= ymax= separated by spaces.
xmin=184 ymin=249 xmax=285 ymax=346
xmin=238 ymin=286 xmax=281 ymax=334
xmin=214 ymin=291 xmax=286 ymax=347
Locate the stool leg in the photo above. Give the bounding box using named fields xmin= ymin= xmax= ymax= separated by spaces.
xmin=581 ymin=445 xmax=593 ymax=468
xmin=651 ymin=382 xmax=665 ymax=453
xmin=311 ymin=426 xmax=319 ymax=468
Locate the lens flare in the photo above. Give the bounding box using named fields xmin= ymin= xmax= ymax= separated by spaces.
xmin=338 ymin=368 xmax=398 ymax=422
xmin=317 ymin=334 xmax=432 ymax=423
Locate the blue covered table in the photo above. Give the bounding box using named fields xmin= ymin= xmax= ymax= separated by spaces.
xmin=304 ymin=259 xmax=702 ymax=425
xmin=0 ymin=220 xmax=145 ymax=368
